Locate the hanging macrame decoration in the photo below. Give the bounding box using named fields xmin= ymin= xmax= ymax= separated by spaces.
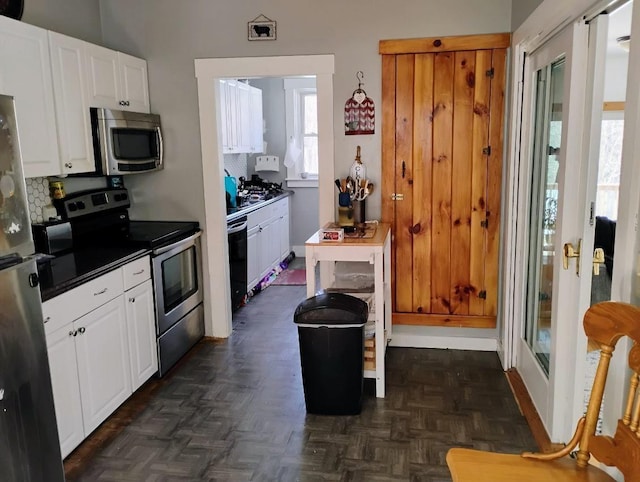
xmin=344 ymin=71 xmax=375 ymax=135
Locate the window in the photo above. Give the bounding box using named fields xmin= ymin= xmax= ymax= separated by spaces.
xmin=596 ymin=113 xmax=624 ymax=220
xmin=284 ymin=78 xmax=318 ymax=187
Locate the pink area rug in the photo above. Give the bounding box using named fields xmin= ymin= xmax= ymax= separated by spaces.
xmin=271 ymin=269 xmax=307 ymax=285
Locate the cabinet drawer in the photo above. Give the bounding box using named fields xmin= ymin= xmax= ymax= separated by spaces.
xmin=123 ymin=255 xmax=151 ymax=291
xmin=43 ymin=269 xmax=123 ymax=335
xmin=247 ymin=201 xmax=279 ymax=228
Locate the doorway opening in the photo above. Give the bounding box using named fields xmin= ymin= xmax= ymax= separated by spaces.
xmin=195 ymin=55 xmax=335 ymax=338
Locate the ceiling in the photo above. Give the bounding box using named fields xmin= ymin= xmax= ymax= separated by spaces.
xmin=606 ymin=0 xmax=633 ymax=56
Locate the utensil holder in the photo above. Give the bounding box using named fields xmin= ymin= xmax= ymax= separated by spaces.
xmin=353 ymin=200 xmax=365 ymax=225
xmin=338 ymin=206 xmax=354 ymax=227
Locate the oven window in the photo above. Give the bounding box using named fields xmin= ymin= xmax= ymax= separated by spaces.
xmin=161 ymin=246 xmax=198 ymax=312
xmin=111 ymin=128 xmax=158 ymax=160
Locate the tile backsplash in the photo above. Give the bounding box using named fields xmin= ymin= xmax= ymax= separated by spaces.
xmin=223 ymin=153 xmax=248 ymax=180
xmin=25 ymin=177 xmax=52 ymax=223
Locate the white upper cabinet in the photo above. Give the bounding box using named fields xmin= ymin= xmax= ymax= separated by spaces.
xmin=48 ymin=31 xmax=95 ymax=175
xmin=84 ymin=43 xmax=120 ymax=110
xmin=85 ymin=43 xmax=149 ymax=113
xmin=118 ymin=52 xmax=150 ymax=113
xmin=0 ymin=18 xmax=152 ymax=178
xmin=218 ymin=80 xmax=263 ymax=154
xmin=235 ymin=81 xmax=252 ymax=153
xmin=249 ymin=87 xmax=263 ymax=153
xmin=0 ymin=16 xmax=60 ymax=178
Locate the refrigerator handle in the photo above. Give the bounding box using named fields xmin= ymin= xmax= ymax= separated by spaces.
xmin=0 ymin=253 xmax=22 ymax=270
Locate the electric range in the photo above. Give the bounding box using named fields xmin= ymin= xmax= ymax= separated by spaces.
xmin=44 ymin=188 xmax=204 ymax=377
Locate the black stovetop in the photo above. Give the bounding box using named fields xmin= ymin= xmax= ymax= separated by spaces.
xmin=125 ymin=220 xmax=200 ymax=250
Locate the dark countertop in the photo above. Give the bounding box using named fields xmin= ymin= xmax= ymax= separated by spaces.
xmin=226 ymin=191 xmax=293 ymax=222
xmin=37 ymin=246 xmax=150 ymax=302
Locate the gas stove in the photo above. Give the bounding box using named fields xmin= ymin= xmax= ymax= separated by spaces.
xmin=238 ymin=175 xmax=283 ymax=197
xmin=237 ymin=184 xmax=284 ymax=207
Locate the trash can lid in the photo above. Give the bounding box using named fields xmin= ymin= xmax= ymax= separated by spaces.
xmin=294 ymin=292 xmax=368 ymax=326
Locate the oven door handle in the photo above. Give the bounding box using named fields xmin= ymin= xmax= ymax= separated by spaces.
xmin=227 ymin=221 xmax=247 ymax=235
xmin=152 ymin=230 xmax=202 ymax=256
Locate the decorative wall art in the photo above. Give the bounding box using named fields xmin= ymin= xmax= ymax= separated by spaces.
xmin=344 ymin=71 xmax=375 ymax=135
xmin=248 ymin=14 xmax=277 ymax=41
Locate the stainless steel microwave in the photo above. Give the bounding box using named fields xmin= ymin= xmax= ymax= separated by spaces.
xmin=90 ymin=107 xmax=163 ymax=175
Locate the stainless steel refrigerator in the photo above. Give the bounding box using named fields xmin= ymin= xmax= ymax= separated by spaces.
xmin=0 ymin=94 xmax=64 ymax=481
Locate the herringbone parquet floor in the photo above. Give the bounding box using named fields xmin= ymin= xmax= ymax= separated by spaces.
xmin=71 ymin=283 xmax=536 ymax=481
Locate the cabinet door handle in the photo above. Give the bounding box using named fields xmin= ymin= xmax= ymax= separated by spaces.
xmin=69 ymin=330 xmax=77 ymax=337
xmin=44 ymin=316 xmax=51 ymax=324
xmin=133 ymin=269 xmax=144 ymax=275
xmin=129 ymin=297 xmax=136 ymax=303
xmin=94 ymin=288 xmax=108 ymax=296
xmin=78 ymin=327 xmax=86 ymax=334
xmin=119 ymin=100 xmax=127 ymax=106
xmin=64 ymin=162 xmax=73 ymax=169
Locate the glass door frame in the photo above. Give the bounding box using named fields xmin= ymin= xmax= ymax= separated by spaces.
xmin=512 ymin=22 xmax=592 ymax=442
xmin=503 ymin=0 xmax=640 ymax=449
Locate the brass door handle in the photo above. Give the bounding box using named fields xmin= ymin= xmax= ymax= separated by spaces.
xmin=592 ymin=248 xmax=605 ymax=276
xmin=563 ymin=239 xmax=582 ymax=276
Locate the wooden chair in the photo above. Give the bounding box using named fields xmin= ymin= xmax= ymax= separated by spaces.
xmin=446 ymin=301 xmax=640 ymax=481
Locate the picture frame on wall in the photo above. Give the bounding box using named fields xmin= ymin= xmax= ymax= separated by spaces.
xmin=248 ymin=14 xmax=277 ymax=41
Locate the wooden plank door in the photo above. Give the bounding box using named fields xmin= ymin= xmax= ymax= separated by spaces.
xmin=380 ymin=34 xmax=508 ymax=328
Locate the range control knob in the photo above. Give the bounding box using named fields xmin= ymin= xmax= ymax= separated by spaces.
xmin=76 ymin=201 xmax=86 ymax=210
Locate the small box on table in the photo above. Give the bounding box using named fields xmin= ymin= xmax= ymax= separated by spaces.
xmin=320 ymin=227 xmax=344 ymax=242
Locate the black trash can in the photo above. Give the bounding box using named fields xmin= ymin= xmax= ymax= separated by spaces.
xmin=294 ymin=292 xmax=369 ymax=415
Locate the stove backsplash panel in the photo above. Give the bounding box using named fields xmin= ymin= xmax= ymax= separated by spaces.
xmin=25 ymin=177 xmax=52 ymax=224
xmin=26 ymin=176 xmax=109 ymax=223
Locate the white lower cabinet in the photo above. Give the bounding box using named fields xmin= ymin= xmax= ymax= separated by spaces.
xmin=246 ymin=197 xmax=290 ymax=291
xmin=247 ymin=224 xmax=261 ymax=291
xmin=44 ymin=256 xmax=156 ymax=458
xmin=125 ymin=279 xmax=157 ymax=391
xmin=75 ymin=297 xmax=131 ymax=435
xmin=277 ymin=198 xmax=290 ymax=260
xmin=259 ymin=216 xmax=280 ymax=280
xmin=46 ymin=323 xmax=85 ymax=458
xmin=46 ymin=297 xmax=131 ymax=457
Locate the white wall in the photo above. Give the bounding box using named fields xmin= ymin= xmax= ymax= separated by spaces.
xmin=98 ymin=0 xmax=511 ymax=340
xmin=23 ymin=0 xmax=102 ymax=43
xmin=511 ymin=0 xmax=544 ymax=30
xmin=98 ymin=0 xmax=511 ymax=222
xmin=603 ymin=54 xmax=628 ymax=102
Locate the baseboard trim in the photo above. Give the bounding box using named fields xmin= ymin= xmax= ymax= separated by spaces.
xmin=389 ymin=334 xmax=497 ymax=351
xmin=505 ymin=368 xmax=564 ymax=453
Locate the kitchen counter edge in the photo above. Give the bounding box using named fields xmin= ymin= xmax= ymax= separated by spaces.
xmin=39 ymin=248 xmax=151 ymax=302
xmin=226 ymin=191 xmax=293 ymax=223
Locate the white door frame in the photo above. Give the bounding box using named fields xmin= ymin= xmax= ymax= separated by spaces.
xmin=502 ymin=0 xmax=606 ymax=373
xmin=504 ymin=0 xmax=640 ymax=445
xmin=513 ymin=22 xmax=591 ymax=442
xmin=194 ymin=55 xmax=335 ymax=338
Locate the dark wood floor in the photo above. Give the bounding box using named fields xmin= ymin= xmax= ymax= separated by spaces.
xmin=71 ymin=283 xmax=536 ymax=481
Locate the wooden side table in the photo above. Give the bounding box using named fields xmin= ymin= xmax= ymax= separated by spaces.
xmin=304 ymin=223 xmax=391 ymax=397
